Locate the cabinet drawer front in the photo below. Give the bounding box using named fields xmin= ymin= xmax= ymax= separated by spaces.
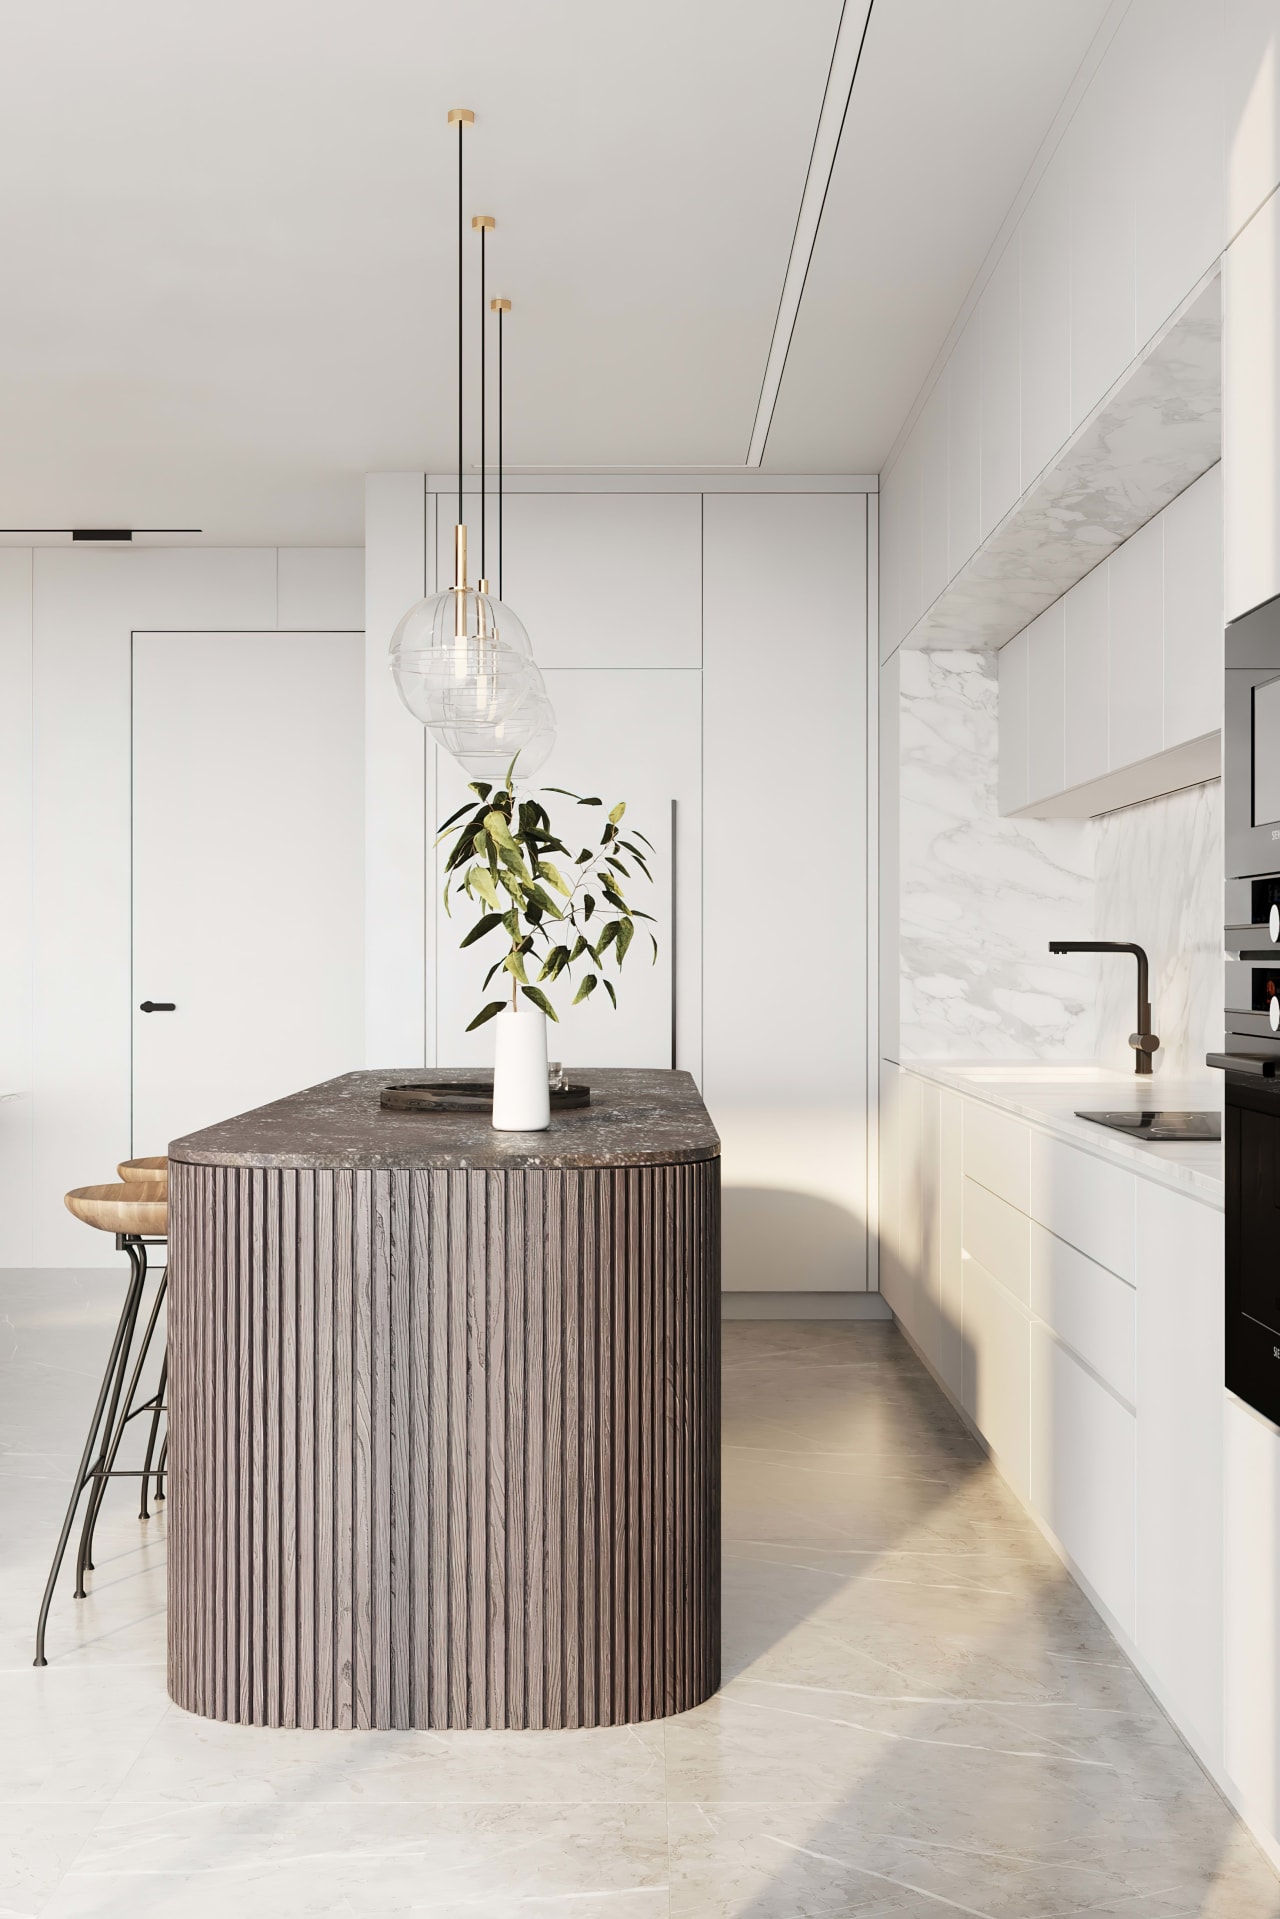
xmin=1031 ymin=1325 xmax=1136 ymax=1637
xmin=964 ymin=1100 xmax=1030 ymax=1212
xmin=962 ymin=1255 xmax=1030 ymax=1501
xmin=964 ymin=1177 xmax=1031 ymax=1306
xmin=1029 ymin=1133 xmax=1135 ymax=1281
xmin=1030 ymin=1222 xmax=1135 ymax=1405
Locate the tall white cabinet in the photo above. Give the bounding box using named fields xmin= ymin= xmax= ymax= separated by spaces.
xmin=365 ymin=476 xmax=874 ymax=1299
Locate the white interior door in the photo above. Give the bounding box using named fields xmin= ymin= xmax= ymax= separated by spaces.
xmin=431 ymin=669 xmax=701 ymax=1073
xmin=132 ymin=630 xmax=364 ymax=1154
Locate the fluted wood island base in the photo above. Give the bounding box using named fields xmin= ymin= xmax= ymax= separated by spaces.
xmin=166 ymin=1069 xmax=720 ymax=1730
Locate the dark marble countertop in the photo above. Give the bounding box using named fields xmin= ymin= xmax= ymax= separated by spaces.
xmin=169 ymin=1068 xmax=720 ymax=1172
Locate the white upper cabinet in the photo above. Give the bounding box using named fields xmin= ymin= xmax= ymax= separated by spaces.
xmin=493 ymin=493 xmax=702 ymax=669
xmin=1024 ymin=602 xmax=1066 ymax=806
xmin=920 ymin=372 xmax=950 ymax=612
xmin=1133 ymin=0 xmax=1225 ymax=349
xmin=980 ymin=237 xmax=1021 ymax=541
xmin=1107 ymin=511 xmax=1164 ymax=769
xmin=1003 ymin=474 xmax=1222 ymax=816
xmin=1224 ymin=0 xmax=1280 ymax=238
xmin=1068 ymin=34 xmax=1138 ymax=428
xmin=1020 ymin=167 xmax=1072 ymax=489
xmin=1163 ymin=464 xmax=1223 ymax=748
xmin=948 ymin=314 xmax=982 ymax=579
xmin=1063 ymin=561 xmax=1108 ymax=789
xmin=996 ymin=630 xmax=1028 ymax=815
xmin=1225 ymin=193 xmax=1280 ymax=622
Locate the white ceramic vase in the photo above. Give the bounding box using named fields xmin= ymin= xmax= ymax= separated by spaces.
xmin=491 ymin=998 xmax=550 ymax=1131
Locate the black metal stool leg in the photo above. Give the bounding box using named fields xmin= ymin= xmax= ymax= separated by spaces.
xmin=74 ymin=1242 xmax=147 ymax=1595
xmin=81 ymin=1265 xmax=167 ymax=1566
xmin=154 ymin=1432 xmax=168 ymax=1502
xmin=139 ymin=1349 xmax=167 ymax=1519
xmin=34 ymin=1246 xmax=147 ymax=1665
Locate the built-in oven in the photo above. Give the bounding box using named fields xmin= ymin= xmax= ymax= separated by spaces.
xmin=1218 ymin=595 xmax=1280 ymax=1422
xmin=1226 ymin=591 xmax=1280 ymax=877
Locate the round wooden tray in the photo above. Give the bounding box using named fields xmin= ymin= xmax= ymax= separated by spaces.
xmin=380 ymin=1080 xmax=591 ymax=1114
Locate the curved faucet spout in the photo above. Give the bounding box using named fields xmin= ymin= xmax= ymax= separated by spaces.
xmin=1047 ymin=941 xmax=1160 ymax=1075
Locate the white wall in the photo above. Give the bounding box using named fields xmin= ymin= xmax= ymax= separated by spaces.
xmin=0 ymin=544 xmax=363 ymax=1269
xmin=365 ymin=474 xmax=878 ymax=1298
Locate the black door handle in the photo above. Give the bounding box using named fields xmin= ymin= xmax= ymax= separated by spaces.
xmin=139 ymin=1001 xmax=176 ymax=1013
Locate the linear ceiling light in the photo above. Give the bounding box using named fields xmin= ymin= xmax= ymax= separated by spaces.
xmin=746 ymin=0 xmax=875 ymax=467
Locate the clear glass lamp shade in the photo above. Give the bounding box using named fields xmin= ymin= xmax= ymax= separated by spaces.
xmin=428 ymin=692 xmax=557 ymax=783
xmin=392 ymin=640 xmax=541 ymax=730
xmin=389 ymin=587 xmax=533 ymax=660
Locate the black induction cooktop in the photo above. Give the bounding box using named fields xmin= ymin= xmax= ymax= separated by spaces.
xmin=1074 ymin=1110 xmax=1221 ymax=1141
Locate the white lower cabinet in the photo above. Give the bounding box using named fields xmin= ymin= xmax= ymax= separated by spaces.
xmin=1030 ymin=1323 xmax=1137 ymax=1639
xmin=962 ymin=1255 xmax=1031 ymax=1502
xmin=1136 ymin=1183 xmax=1224 ymax=1768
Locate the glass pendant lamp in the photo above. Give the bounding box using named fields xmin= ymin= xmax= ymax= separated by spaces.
xmin=389 ymin=111 xmax=555 ymax=783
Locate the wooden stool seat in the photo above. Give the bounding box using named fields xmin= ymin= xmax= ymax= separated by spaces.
xmin=118 ymin=1156 xmax=168 ymax=1186
xmin=65 ymin=1182 xmax=167 ymax=1237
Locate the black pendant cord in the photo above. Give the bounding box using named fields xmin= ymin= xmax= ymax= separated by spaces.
xmin=457 ymin=116 xmax=463 ymax=542
xmin=479 ymin=224 xmax=486 ymax=584
xmin=497 ymin=305 xmax=504 ymax=599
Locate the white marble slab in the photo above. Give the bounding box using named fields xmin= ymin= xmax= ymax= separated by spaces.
xmin=902 ymin=1058 xmax=1224 ymax=1206
xmin=906 ymin=273 xmax=1222 ymax=652
xmin=899 ymin=647 xmax=1096 ymax=1059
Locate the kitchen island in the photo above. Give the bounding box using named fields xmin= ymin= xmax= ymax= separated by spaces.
xmin=165 ymin=1068 xmax=721 ymax=1731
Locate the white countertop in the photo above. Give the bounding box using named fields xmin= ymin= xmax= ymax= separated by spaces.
xmin=900 ymin=1059 xmax=1224 ymax=1208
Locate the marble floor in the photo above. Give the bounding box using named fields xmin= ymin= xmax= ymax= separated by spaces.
xmin=2 ymin=1272 xmax=1278 ymax=1919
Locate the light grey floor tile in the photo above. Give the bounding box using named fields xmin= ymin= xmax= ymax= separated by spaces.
xmin=39 ymin=1803 xmax=671 ymax=1919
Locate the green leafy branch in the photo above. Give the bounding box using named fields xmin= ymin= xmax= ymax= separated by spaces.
xmin=437 ymin=766 xmax=658 ymax=1031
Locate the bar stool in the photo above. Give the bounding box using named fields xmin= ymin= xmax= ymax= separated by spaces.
xmin=33 ymin=1166 xmax=169 ymax=1666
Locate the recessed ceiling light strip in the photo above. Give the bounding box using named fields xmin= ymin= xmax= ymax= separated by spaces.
xmin=745 ymin=0 xmax=875 ymax=467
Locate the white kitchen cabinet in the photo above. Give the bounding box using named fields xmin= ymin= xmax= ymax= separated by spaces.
xmin=1136 ymin=1184 xmax=1224 ymax=1766
xmin=1031 ymin=1322 xmax=1136 ymax=1638
xmin=937 ymin=1090 xmax=964 ymax=1399
xmin=1223 ymin=0 xmax=1280 ymax=240
xmin=980 ymin=236 xmax=1021 ymax=541
xmin=1019 ymin=166 xmax=1071 ymax=489
xmin=1030 ymin=1222 xmax=1135 ymax=1406
xmin=1107 ymin=511 xmax=1164 ymax=770
xmin=1068 ymin=36 xmax=1137 ymax=429
xmin=1064 ymin=562 xmax=1108 ymax=790
xmin=1132 ymin=0 xmax=1225 ymax=351
xmin=996 ymin=630 xmax=1029 ymax=815
xmin=1225 ymin=192 xmax=1280 ymax=623
xmin=704 ymin=492 xmax=868 ymax=1292
xmin=1025 ymin=601 xmax=1066 ymax=805
xmin=948 ymin=313 xmax=982 ymax=581
xmin=896 ymin=1070 xmax=925 ymax=1343
xmin=1163 ymin=464 xmax=1223 ymax=751
xmin=471 ymin=492 xmax=703 ymax=668
xmin=1029 ymin=1133 xmax=1136 ymax=1281
xmin=963 ymin=1254 xmax=1031 ymax=1501
xmin=963 ymin=1177 xmax=1030 ymax=1308
xmin=1225 ymin=1392 xmax=1280 ymax=1841
xmin=920 ymin=372 xmax=950 ymax=612
xmin=963 ymin=1087 xmax=1030 ymax=1212
xmin=878 ymin=1062 xmax=904 ymax=1318
xmin=895 ymin=429 xmax=924 ymax=640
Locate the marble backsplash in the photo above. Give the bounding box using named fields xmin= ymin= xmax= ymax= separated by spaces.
xmin=1093 ymin=779 xmax=1222 ymax=1078
xmin=899 ymin=647 xmax=1096 ymax=1057
xmin=898 ymin=646 xmax=1222 ymax=1074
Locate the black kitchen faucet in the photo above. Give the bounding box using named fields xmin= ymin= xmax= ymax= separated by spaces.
xmin=1047 ymin=941 xmax=1160 ymax=1075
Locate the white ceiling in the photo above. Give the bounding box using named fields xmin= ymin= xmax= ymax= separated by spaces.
xmin=0 ymin=0 xmax=1109 ymax=543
